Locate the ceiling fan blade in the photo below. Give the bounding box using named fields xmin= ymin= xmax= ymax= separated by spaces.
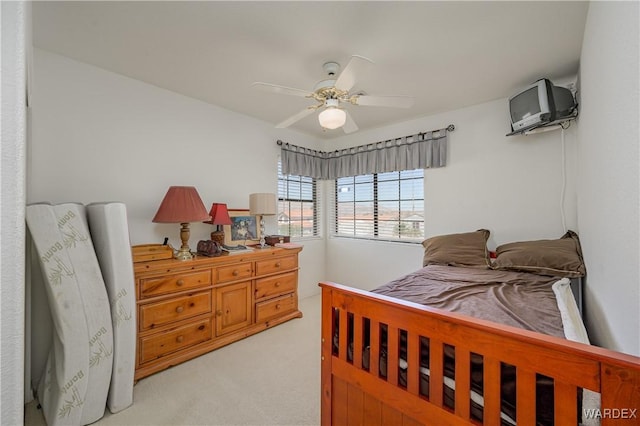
xmin=355 ymin=95 xmax=414 ymax=109
xmin=342 ymin=110 xmax=359 ymax=134
xmin=275 ymin=107 xmax=316 ymax=128
xmin=252 ymin=82 xmax=312 ymax=98
xmin=334 ymin=55 xmax=374 ymax=92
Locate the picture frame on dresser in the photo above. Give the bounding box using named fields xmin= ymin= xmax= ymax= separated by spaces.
xmin=224 ymin=209 xmax=260 ymax=246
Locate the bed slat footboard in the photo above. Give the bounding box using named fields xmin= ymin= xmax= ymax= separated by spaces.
xmin=320 ymin=282 xmax=640 ymax=426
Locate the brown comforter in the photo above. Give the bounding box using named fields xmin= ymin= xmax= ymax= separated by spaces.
xmin=372 ymin=264 xmax=565 ymax=338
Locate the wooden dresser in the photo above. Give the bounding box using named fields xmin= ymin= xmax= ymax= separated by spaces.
xmin=133 ymin=246 xmax=302 ymax=381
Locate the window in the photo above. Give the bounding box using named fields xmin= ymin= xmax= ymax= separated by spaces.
xmin=277 ymin=160 xmax=319 ymax=238
xmin=334 ymin=169 xmax=424 ymax=241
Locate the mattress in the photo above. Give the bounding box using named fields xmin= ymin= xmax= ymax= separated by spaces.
xmin=53 ymin=203 xmax=114 ymax=424
xmin=86 ymin=202 xmax=136 ymax=413
xmin=27 ymin=203 xmax=116 ymax=425
xmin=26 ymin=203 xmax=90 ymax=426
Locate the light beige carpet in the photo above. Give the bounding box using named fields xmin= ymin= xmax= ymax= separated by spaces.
xmin=25 ymin=294 xmax=321 ymax=426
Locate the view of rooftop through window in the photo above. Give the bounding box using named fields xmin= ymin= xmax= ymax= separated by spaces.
xmin=335 ymin=169 xmax=424 ymax=241
xmin=277 ymin=162 xmax=318 ymax=238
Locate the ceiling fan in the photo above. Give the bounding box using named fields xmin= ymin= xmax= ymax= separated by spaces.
xmin=252 ymin=55 xmax=414 ymax=134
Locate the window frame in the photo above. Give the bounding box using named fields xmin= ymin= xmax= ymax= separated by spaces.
xmin=333 ymin=169 xmax=424 ymax=243
xmin=277 ymin=161 xmax=320 ymax=240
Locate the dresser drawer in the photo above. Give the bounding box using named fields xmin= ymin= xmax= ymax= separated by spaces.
xmin=140 ymin=270 xmax=211 ymax=299
xmin=215 ymin=262 xmax=253 ymax=283
xmin=139 ymin=290 xmax=212 ymax=331
xmin=255 ymin=255 xmax=297 ymax=276
xmin=255 ymin=293 xmax=296 ymax=323
xmin=139 ymin=318 xmax=212 ymax=364
xmin=255 ymin=272 xmax=297 ymax=300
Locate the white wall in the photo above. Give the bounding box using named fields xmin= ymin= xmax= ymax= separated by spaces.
xmin=29 ymin=49 xmax=325 ymax=299
xmin=1 ymin=1 xmax=28 ymax=423
xmin=577 ymin=2 xmax=639 ymax=356
xmin=324 ymin=98 xmax=579 ymax=290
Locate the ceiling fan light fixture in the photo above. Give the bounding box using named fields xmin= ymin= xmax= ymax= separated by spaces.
xmin=318 ymin=106 xmax=346 ymax=129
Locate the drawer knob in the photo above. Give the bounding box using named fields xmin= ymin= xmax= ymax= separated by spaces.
xmin=275 ymin=262 xmax=281 ymax=268
xmin=275 ymin=282 xmax=280 ymax=287
xmin=232 ymin=270 xmax=239 ymax=276
xmin=176 ymin=279 xmax=184 ymax=286
xmin=216 ymin=310 xmax=223 ymax=316
xmin=176 ymin=306 xmax=184 ymax=314
xmin=176 ymin=335 xmax=184 ymax=343
xmin=276 ymin=304 xmax=281 ymax=310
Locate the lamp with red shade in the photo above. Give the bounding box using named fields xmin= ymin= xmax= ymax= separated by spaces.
xmin=205 ymin=203 xmax=232 ymax=245
xmin=152 ymin=186 xmax=210 ymax=261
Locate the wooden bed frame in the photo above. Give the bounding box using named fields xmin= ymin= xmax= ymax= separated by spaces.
xmin=320 ymin=281 xmax=640 ymax=426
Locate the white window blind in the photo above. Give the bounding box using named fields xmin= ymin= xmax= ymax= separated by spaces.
xmin=277 ymin=160 xmax=320 ymax=238
xmin=334 ymin=169 xmax=424 ymax=241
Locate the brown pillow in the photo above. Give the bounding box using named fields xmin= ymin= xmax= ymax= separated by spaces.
xmin=422 ymin=229 xmax=491 ymax=268
xmin=492 ymin=230 xmax=586 ymax=277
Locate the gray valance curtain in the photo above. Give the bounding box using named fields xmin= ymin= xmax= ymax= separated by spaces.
xmin=280 ymin=128 xmax=449 ymax=179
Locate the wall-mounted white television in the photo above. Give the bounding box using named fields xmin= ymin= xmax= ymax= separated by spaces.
xmin=508 ymin=78 xmax=577 ymax=135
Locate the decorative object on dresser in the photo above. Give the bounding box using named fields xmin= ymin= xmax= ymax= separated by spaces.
xmin=224 ymin=209 xmax=260 ymax=246
xmin=264 ymin=235 xmax=290 ymax=246
xmin=152 ymin=186 xmax=210 ymax=261
xmin=274 ymin=242 xmax=302 ymax=249
xmin=249 ymin=193 xmax=277 ymax=248
xmin=133 ymin=245 xmax=303 ymax=381
xmin=132 ymin=244 xmax=173 ymax=262
xmin=205 ymin=203 xmax=232 ymax=245
xmin=196 ymin=239 xmax=222 ymax=257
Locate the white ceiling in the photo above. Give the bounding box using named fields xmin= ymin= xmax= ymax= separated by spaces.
xmin=32 ymin=1 xmax=589 ymax=139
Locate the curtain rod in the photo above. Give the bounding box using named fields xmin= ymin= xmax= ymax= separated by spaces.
xmin=276 ymin=124 xmax=454 ymax=146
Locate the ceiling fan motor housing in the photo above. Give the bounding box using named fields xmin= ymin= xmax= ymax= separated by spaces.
xmin=323 ymin=61 xmax=340 ymax=77
xmin=313 ymin=61 xmax=341 ymax=94
xmin=325 ymin=99 xmax=340 ymax=108
xmin=314 ymin=79 xmax=337 ymax=93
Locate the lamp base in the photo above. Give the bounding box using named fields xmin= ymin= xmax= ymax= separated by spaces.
xmin=176 ymin=222 xmax=194 ymax=261
xmin=175 ymin=247 xmax=193 ymax=261
xmin=210 ymin=230 xmax=225 ymax=246
xmin=259 ymin=218 xmax=267 ymax=249
xmin=253 ymin=238 xmax=269 ymax=249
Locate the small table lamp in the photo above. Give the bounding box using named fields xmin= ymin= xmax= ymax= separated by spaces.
xmin=153 ymin=186 xmax=210 ymax=261
xmin=206 ymin=203 xmax=232 ymax=245
xmin=249 ymin=193 xmax=276 ymax=248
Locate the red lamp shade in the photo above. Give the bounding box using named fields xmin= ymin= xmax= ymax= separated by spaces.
xmin=152 ymin=186 xmax=209 ymax=224
xmin=209 ymin=203 xmax=232 ymax=225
